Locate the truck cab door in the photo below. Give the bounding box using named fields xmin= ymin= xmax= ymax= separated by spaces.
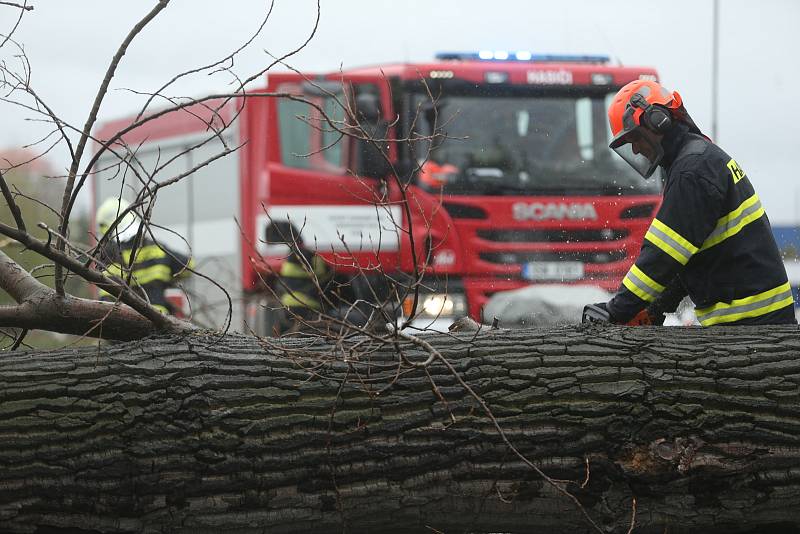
xmin=259 ymin=73 xmax=401 ymax=270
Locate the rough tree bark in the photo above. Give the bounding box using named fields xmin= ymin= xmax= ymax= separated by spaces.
xmin=1 ymin=326 xmax=800 ymax=533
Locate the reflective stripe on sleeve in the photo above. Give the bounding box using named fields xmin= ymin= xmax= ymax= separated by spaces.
xmin=122 ymin=245 xmax=167 ymax=264
xmin=281 ymin=260 xmax=313 ymax=278
xmin=622 ymin=264 xmax=666 ymax=303
xmin=105 ymin=263 xmax=173 ymax=285
xmin=105 ymin=263 xmax=124 ymax=278
xmin=129 ymin=264 xmax=173 ymax=285
xmin=645 ymin=219 xmax=698 ymax=265
xmin=695 ymin=282 xmax=794 ymax=326
xmin=700 ymin=193 xmax=765 ymax=251
xmin=280 ymin=291 xmax=321 ymax=310
xmin=281 ymin=256 xmax=329 ymax=279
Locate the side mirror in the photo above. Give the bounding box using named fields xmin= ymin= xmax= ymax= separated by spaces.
xmin=356 ymin=136 xmax=392 ymax=180
xmin=356 ymin=93 xmax=381 ymax=124
xmin=393 ymin=159 xmax=416 ymax=184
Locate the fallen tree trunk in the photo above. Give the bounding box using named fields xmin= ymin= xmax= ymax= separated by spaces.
xmin=1 ymin=326 xmax=800 ymax=533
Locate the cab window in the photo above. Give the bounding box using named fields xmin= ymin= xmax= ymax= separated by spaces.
xmin=276 ymin=85 xmax=348 ymax=173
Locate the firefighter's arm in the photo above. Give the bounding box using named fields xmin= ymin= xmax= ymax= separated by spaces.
xmin=606 ymin=171 xmax=723 ymax=323
xmin=620 ymin=276 xmax=689 ymax=325
xmin=645 ymin=275 xmax=688 ymax=324
xmin=311 ymin=253 xmax=332 ymax=283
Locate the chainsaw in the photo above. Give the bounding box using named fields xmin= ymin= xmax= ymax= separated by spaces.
xmin=582 ymin=276 xmax=688 ymax=326
xmin=582 ymin=304 xmax=658 ymax=326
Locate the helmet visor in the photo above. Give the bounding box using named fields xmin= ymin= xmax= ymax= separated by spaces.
xmin=609 ymin=127 xmax=664 ymax=179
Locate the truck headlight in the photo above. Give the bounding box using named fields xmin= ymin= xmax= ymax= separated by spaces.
xmin=404 ymin=293 xmax=466 ymax=318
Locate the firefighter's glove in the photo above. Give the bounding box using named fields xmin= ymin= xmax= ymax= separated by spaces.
xmin=582 ymin=302 xmax=613 ymax=324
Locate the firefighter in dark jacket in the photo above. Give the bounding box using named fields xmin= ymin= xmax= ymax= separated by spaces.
xmin=96 ymin=198 xmax=193 ymax=315
xmin=584 ymin=80 xmax=796 ymax=327
xmin=265 ymin=221 xmax=333 ymax=333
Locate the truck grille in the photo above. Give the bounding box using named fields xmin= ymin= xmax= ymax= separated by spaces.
xmin=479 ymin=250 xmax=627 ymax=265
xmin=477 ymin=228 xmax=628 ymax=243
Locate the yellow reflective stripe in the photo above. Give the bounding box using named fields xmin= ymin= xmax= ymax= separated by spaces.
xmin=696 ymin=282 xmax=794 ymax=326
xmin=281 ymin=256 xmax=329 ymax=279
xmin=631 ymin=264 xmax=666 ymax=293
xmin=281 ymin=260 xmax=312 ymax=278
xmin=130 ymin=264 xmax=173 ymax=285
xmin=280 ymin=291 xmax=321 ymax=310
xmin=700 ymin=193 xmax=765 ymax=251
xmin=121 ymin=244 xmax=166 ymax=264
xmin=645 ymin=219 xmax=698 ymax=265
xmin=717 ymin=193 xmax=759 ymax=228
xmin=622 ymin=264 xmax=665 ymax=303
xmin=105 ymin=263 xmax=173 ymax=285
xmin=623 ymin=277 xmax=654 ymax=303
xmin=106 ymin=263 xmax=124 ymax=278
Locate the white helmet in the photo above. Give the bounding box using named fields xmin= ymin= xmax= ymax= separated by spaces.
xmin=96 ymin=197 xmax=140 ymax=242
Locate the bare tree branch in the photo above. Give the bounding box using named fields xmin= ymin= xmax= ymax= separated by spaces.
xmin=69 ymin=90 xmax=291 ymax=221
xmin=0 ymin=1 xmax=33 ymax=9
xmin=0 ymin=221 xmax=185 ymax=331
xmin=9 ymin=328 xmax=28 ymax=350
xmin=0 ymin=1 xmax=32 ymax=50
xmin=0 ymin=46 xmax=78 ymax=162
xmin=0 ymin=169 xmax=25 ymax=231
xmin=55 ymin=0 xmax=171 ymax=295
xmin=134 ymin=0 xmax=276 ymax=122
xmin=0 ymin=248 xmax=176 ymax=340
xmin=0 ymin=248 xmax=48 ymax=302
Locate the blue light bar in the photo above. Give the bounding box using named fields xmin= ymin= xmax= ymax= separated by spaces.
xmin=435 ymin=51 xmax=610 ymax=64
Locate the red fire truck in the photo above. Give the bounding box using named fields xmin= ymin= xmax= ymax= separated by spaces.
xmin=93 ymin=51 xmax=662 ymax=333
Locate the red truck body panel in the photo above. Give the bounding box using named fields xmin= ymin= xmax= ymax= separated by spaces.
xmin=94 ymin=54 xmax=662 ymax=327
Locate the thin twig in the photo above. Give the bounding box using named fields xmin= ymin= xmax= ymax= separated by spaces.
xmin=134 ymin=0 xmax=275 ymax=122
xmin=626 ymin=497 xmax=637 ymax=534
xmin=0 ymin=1 xmax=33 ymax=9
xmin=9 ymin=328 xmax=28 ymax=350
xmin=0 ymin=1 xmax=32 ymax=50
xmin=0 ymin=170 xmax=25 ymax=231
xmin=56 ymin=0 xmax=172 ymax=295
xmin=581 ymin=457 xmax=591 ymax=489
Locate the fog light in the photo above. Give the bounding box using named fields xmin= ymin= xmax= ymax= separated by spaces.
xmin=404 ymin=293 xmax=466 ymax=318
xmin=423 ymin=295 xmax=452 ymax=316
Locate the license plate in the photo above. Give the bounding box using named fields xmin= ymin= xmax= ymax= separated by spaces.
xmin=522 ymin=261 xmax=584 ymax=281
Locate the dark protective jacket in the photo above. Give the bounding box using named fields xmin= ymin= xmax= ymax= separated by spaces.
xmin=99 ymin=238 xmax=193 ymax=314
xmin=607 ymin=123 xmax=796 ymax=326
xmin=277 ymin=248 xmax=332 ymax=313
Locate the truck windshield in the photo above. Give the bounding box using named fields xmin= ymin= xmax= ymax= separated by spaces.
xmin=409 ymin=89 xmax=661 ymax=195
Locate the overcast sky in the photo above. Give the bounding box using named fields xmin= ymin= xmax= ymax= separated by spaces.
xmin=2 ymin=0 xmax=799 ymax=222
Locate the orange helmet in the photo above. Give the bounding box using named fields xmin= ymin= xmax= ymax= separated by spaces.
xmin=418 ymin=160 xmax=460 ymax=189
xmin=608 ymin=80 xmax=683 ymax=178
